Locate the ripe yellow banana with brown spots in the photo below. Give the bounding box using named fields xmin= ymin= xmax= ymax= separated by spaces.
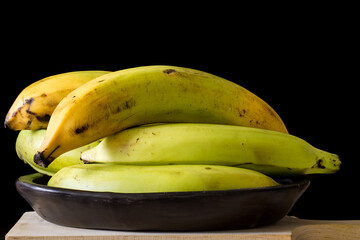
xmin=5 ymin=70 xmax=110 ymax=130
xmin=34 ymin=65 xmax=288 ymax=167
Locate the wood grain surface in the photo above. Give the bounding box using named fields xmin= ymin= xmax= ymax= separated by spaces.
xmin=6 ymin=212 xmax=360 ymax=240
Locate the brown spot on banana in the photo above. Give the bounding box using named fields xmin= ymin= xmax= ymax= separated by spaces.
xmin=163 ymin=69 xmax=176 ymax=74
xmin=123 ymin=99 xmax=136 ymax=110
xmin=35 ymin=114 xmax=51 ymax=123
xmin=24 ymin=97 xmax=34 ymax=105
xmin=111 ymin=99 xmax=136 ymax=114
xmin=313 ymin=159 xmax=326 ymax=169
xmin=237 ymin=108 xmax=247 ymax=117
xmin=75 ymin=124 xmax=89 ymax=134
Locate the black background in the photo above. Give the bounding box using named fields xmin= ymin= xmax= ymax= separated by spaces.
xmin=1 ymin=7 xmax=358 ymax=238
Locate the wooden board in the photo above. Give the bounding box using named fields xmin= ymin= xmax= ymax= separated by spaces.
xmin=5 ymin=211 xmax=360 ymax=240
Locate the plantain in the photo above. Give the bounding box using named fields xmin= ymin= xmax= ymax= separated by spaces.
xmin=47 ymin=164 xmax=279 ymax=193
xmin=5 ymin=70 xmax=110 ymax=130
xmin=34 ymin=66 xmax=287 ymax=167
xmin=81 ymin=123 xmax=341 ymax=176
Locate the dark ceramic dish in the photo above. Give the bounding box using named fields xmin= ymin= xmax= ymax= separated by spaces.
xmin=16 ymin=173 xmax=309 ymax=231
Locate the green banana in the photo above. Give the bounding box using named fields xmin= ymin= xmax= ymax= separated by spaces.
xmin=34 ymin=65 xmax=288 ymax=167
xmin=47 ymin=164 xmax=279 ymax=193
xmin=81 ymin=123 xmax=341 ymax=176
xmin=16 ymin=129 xmax=101 ymax=176
xmin=5 ymin=70 xmax=111 ymax=130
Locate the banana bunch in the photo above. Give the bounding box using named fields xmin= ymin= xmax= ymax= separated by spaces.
xmin=6 ymin=65 xmax=341 ymax=194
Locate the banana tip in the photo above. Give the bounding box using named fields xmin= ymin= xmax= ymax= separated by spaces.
xmin=33 ymin=151 xmax=50 ymax=168
xmin=4 ymin=120 xmax=9 ymax=129
xmin=79 ymin=155 xmax=90 ymax=164
xmin=4 ymin=119 xmax=12 ymax=129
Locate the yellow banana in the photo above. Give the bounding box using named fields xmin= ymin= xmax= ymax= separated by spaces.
xmin=34 ymin=66 xmax=287 ymax=167
xmin=5 ymin=70 xmax=111 ymax=130
xmin=47 ymin=164 xmax=279 ymax=193
xmin=16 ymin=129 xmax=101 ymax=176
xmin=81 ymin=123 xmax=341 ymax=176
